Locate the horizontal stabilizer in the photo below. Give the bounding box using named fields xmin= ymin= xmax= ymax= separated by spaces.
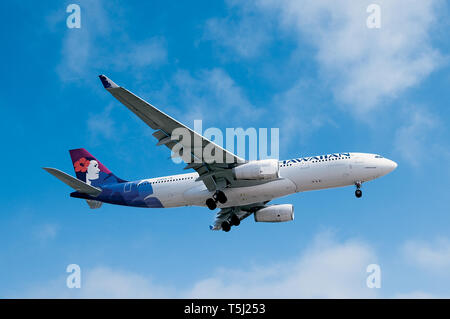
xmin=43 ymin=167 xmax=102 ymax=196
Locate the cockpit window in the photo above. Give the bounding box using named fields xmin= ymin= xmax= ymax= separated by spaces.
xmin=374 ymin=155 xmax=383 ymax=158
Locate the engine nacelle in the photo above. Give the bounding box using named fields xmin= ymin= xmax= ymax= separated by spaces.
xmin=232 ymin=159 xmax=279 ymax=180
xmin=254 ymin=204 xmax=294 ymax=223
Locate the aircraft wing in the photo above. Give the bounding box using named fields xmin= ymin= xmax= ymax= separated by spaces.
xmin=99 ymin=75 xmax=247 ymax=191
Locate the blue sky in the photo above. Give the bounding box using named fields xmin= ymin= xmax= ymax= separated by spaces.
xmin=1 ymin=0 xmax=450 ymax=298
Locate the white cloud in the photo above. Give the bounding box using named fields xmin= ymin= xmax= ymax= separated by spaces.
xmin=57 ymin=0 xmax=110 ymax=82
xmin=113 ymin=37 xmax=168 ymax=70
xmin=249 ymin=0 xmax=443 ymax=112
xmin=22 ymin=232 xmax=379 ymax=298
xmin=188 ymin=232 xmax=378 ymax=298
xmin=56 ymin=0 xmax=167 ymax=82
xmin=403 ymin=237 xmax=450 ymax=272
xmin=394 ymin=291 xmax=438 ymax=299
xmin=204 ymin=16 xmax=270 ymax=59
xmin=33 ymin=223 xmax=59 ymax=241
xmin=58 ymin=26 xmax=92 ymax=82
xmin=202 ymin=0 xmax=275 ymax=59
xmin=394 ymin=107 xmax=439 ymax=166
xmin=87 ymin=104 xmax=116 ymax=142
xmin=201 ymin=0 xmax=445 ymax=148
xmin=18 ymin=233 xmax=450 ymax=299
xmin=271 ymin=80 xmax=336 ymax=147
xmin=170 ymin=68 xmax=263 ymax=125
xmin=78 ymin=267 xmax=172 ymax=298
xmin=23 ymin=267 xmax=172 ymax=299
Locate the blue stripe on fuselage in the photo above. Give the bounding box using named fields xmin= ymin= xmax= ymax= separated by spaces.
xmin=96 ymin=180 xmax=163 ymax=208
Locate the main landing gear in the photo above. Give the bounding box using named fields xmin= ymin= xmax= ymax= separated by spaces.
xmin=206 ymin=198 xmax=217 ymax=210
xmin=205 ymin=190 xmax=227 ymax=210
xmin=221 ymin=221 xmax=231 ymax=232
xmin=355 ymin=181 xmax=362 ymax=198
xmin=221 ymin=214 xmax=240 ymax=232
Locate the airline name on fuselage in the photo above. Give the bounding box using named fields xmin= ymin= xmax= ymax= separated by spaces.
xmin=281 ymin=153 xmax=351 ymax=165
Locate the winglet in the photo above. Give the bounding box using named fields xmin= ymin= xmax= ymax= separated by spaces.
xmin=98 ymin=75 xmax=119 ymax=89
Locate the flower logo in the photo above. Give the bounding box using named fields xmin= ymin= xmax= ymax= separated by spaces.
xmin=74 ymin=157 xmax=90 ymax=173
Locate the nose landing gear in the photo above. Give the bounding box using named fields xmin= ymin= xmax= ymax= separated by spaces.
xmin=355 ymin=181 xmax=362 ymax=198
xmin=205 ymin=190 xmax=228 ymax=210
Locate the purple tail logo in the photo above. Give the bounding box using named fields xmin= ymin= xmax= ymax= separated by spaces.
xmin=69 ymin=148 xmax=126 ymax=187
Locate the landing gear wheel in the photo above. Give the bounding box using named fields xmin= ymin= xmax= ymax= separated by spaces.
xmin=215 ymin=190 xmax=227 ymax=204
xmin=206 ymin=198 xmax=217 ymax=210
xmin=230 ymin=214 xmax=240 ymax=226
xmin=221 ymin=221 xmax=231 ymax=232
xmin=355 ymin=189 xmax=362 ymax=198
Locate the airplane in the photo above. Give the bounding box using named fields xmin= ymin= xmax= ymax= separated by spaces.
xmin=44 ymin=75 xmax=398 ymax=232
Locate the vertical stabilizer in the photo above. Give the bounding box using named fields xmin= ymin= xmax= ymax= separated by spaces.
xmin=69 ymin=148 xmax=126 ymax=187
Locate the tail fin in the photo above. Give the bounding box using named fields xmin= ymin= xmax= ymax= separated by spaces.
xmin=69 ymin=148 xmax=126 ymax=187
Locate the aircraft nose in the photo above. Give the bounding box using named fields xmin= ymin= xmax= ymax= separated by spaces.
xmin=385 ymin=159 xmax=398 ymax=173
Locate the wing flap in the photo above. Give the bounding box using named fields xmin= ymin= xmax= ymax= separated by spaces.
xmin=210 ymin=202 xmax=269 ymax=230
xmin=210 ymin=207 xmax=254 ymax=231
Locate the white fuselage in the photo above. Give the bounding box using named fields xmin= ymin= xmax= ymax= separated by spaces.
xmin=137 ymin=152 xmax=397 ymax=208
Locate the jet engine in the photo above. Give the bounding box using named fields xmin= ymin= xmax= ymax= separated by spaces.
xmin=232 ymin=159 xmax=279 ymax=180
xmin=254 ymin=204 xmax=294 ymax=222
